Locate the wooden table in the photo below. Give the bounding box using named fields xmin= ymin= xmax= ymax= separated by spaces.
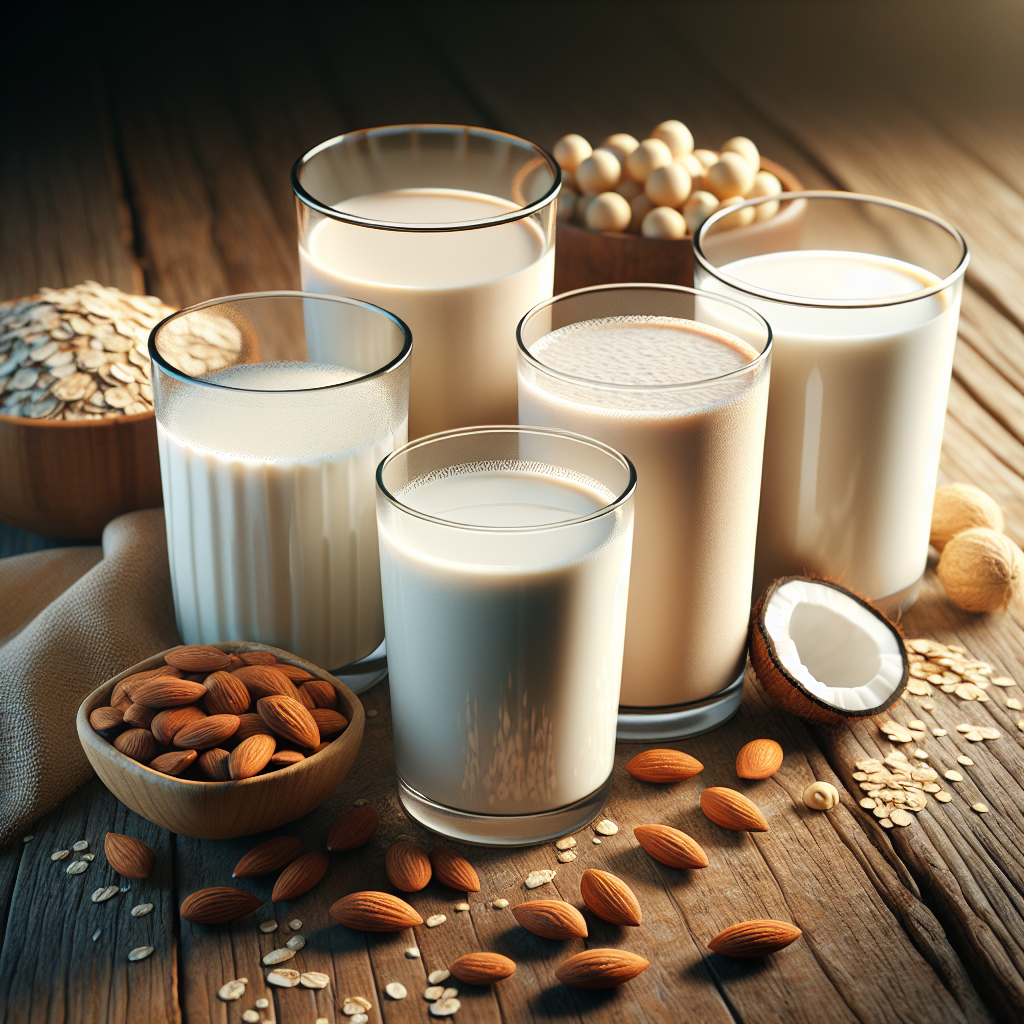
xmin=2 ymin=3 xmax=1022 ymax=1021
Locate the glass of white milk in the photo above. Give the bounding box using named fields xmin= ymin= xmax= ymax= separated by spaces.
xmin=376 ymin=426 xmax=635 ymax=844
xmin=150 ymin=291 xmax=411 ymax=672
xmin=293 ymin=125 xmax=559 ymax=440
xmin=694 ymin=193 xmax=969 ymax=614
xmin=518 ymin=285 xmax=772 ymax=741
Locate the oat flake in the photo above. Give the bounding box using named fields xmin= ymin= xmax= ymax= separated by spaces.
xmin=128 ymin=946 xmax=154 ymax=962
xmin=491 ymin=898 xmax=508 ymax=909
xmin=299 ymin=972 xmax=330 ymax=989
xmin=525 ymin=869 xmax=556 ymax=889
xmin=594 ymin=819 xmax=618 ymax=836
xmin=131 ymin=904 xmax=153 ymax=918
xmin=217 ymin=980 xmax=246 ymax=1001
xmin=259 ymin=920 xmax=278 ymax=933
xmin=428 ymin=970 xmax=450 ymax=985
xmin=386 ymin=982 xmax=408 ymax=999
xmin=426 ymin=914 xmax=447 ymax=927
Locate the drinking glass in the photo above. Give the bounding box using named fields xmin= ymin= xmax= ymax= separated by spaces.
xmin=150 ymin=291 xmax=411 ymax=672
xmin=293 ymin=124 xmax=560 ymax=439
xmin=377 ymin=426 xmax=635 ymax=844
xmin=694 ymin=192 xmax=969 ymax=613
xmin=518 ymin=284 xmax=772 ymax=741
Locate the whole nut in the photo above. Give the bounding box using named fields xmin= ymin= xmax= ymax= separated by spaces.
xmin=803 ymin=781 xmax=840 ymax=810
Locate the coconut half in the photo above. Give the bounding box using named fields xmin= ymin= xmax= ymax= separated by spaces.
xmin=750 ymin=576 xmax=908 ymax=726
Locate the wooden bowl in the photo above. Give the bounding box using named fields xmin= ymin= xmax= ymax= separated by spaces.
xmin=0 ymin=409 xmax=162 ymax=539
xmin=76 ymin=641 xmax=365 ymax=839
xmin=554 ymin=158 xmax=805 ymax=294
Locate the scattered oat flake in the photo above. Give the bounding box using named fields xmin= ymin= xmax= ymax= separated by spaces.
xmin=944 ymin=770 xmax=964 ymax=782
xmin=957 ymin=755 xmax=974 ymax=766
xmin=66 ymin=861 xmax=89 ymax=875
xmin=351 ymin=1016 xmax=368 ymax=1024
xmin=455 ymin=902 xmax=469 ymax=911
xmin=965 ymin=730 xmax=984 ymax=742
xmin=913 ymin=749 xmax=929 ymax=759
xmin=259 ymin=920 xmax=278 ymax=933
xmin=263 ymin=947 xmax=296 ymax=965
xmin=92 ymin=885 xmax=120 ymax=903
xmin=424 ymin=986 xmax=445 ymax=1000
xmin=593 ymin=837 xmax=602 ymax=844
xmin=353 ymin=798 xmax=369 ymax=806
xmin=242 ymin=1012 xmax=260 ymax=1024
xmin=442 ymin=986 xmax=459 ymax=999
xmin=555 ymin=836 xmax=577 ymax=851
xmin=286 ymin=935 xmax=305 ymax=950
xmin=366 ymin=709 xmax=378 ymax=717
xmin=977 ymin=727 xmax=1001 ymax=739
xmin=343 ymin=996 xmax=372 ymax=1013
xmin=1006 ymin=698 xmax=1022 ymax=710
xmin=557 ymin=849 xmax=578 ymax=863
xmin=991 ymin=676 xmax=1015 ymax=687
xmin=82 ymin=854 xmax=95 ymax=862
xmin=217 ymin=980 xmax=246 ymax=1001
xmin=880 ymin=818 xmax=894 ymax=828
xmin=859 ymin=797 xmax=877 ymax=809
xmin=72 ymin=841 xmax=89 ymax=852
xmin=972 ymin=803 xmax=989 ymax=813
xmin=491 ymin=899 xmax=508 ymax=909
xmin=955 ymin=723 xmax=974 ymax=733
xmin=921 ymin=701 xmax=935 ymax=711
xmin=315 ymin=1018 xmax=328 ymax=1024
xmin=22 ymin=835 xmax=34 ymax=844
xmin=267 ymin=968 xmax=301 ymax=988
xmin=935 ymin=791 xmax=952 ymax=803
xmin=386 ymin=982 xmax=408 ymax=1000
xmin=406 ymin=947 xmax=421 ymax=958
xmin=92 ymin=928 xmax=102 ymax=942
xmin=131 ymin=904 xmax=153 ymax=918
xmin=256 ymin=998 xmax=269 ymax=1008
xmin=128 ymin=946 xmax=154 ymax=962
xmin=428 ymin=970 xmax=450 ymax=985
xmin=288 ymin=918 xmax=302 ymax=930
xmin=300 ymin=972 xmax=330 ymax=989
xmin=908 ymin=719 xmax=925 ymax=730
xmin=525 ymin=869 xmax=556 ymax=889
xmin=426 ymin=914 xmax=447 ymax=928
xmin=932 ymin=728 xmax=947 ymax=736
xmin=594 ymin=819 xmax=618 ymax=836
xmin=51 ymin=850 xmax=69 ymax=861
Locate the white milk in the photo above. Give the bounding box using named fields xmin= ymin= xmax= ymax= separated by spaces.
xmin=300 ymin=188 xmax=554 ymax=438
xmin=518 ymin=318 xmax=769 ymax=707
xmin=697 ymin=251 xmax=960 ymax=602
xmin=158 ymin=361 xmax=405 ymax=669
xmin=378 ymin=467 xmax=633 ymax=814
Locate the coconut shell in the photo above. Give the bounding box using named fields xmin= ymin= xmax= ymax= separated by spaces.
xmin=936 ymin=527 xmax=1024 ymax=614
xmin=930 ymin=483 xmax=1004 ymax=551
xmin=749 ymin=576 xmax=908 ymax=726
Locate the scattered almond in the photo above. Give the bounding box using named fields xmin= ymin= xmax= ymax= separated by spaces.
xmin=555 ymin=948 xmax=649 ymax=989
xmin=233 ymin=836 xmax=303 ymax=878
xmin=326 ymin=805 xmax=379 ymax=851
xmin=272 ymin=852 xmax=329 ymax=902
xmin=511 ymin=899 xmax=588 ymax=939
xmin=385 ymin=841 xmax=432 ymax=891
xmin=625 ymin=748 xmax=703 ymax=783
xmin=708 ymin=919 xmax=802 ymax=957
xmin=179 ymin=887 xmax=263 ymax=924
xmin=329 ymin=891 xmax=423 ymax=931
xmin=700 ymin=787 xmax=769 ymax=831
xmin=633 ymin=824 xmax=709 ymax=869
xmin=430 ymin=847 xmax=480 ymax=892
xmin=449 ymin=952 xmax=516 ymax=984
xmin=104 ymin=833 xmax=154 ymax=879
xmin=735 ymin=738 xmax=784 ymax=779
xmin=580 ymin=869 xmax=642 ymax=926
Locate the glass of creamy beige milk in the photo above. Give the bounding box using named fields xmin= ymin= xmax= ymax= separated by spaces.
xmin=151 ymin=291 xmax=411 ymax=672
xmin=377 ymin=426 xmax=635 ymax=844
xmin=694 ymin=193 xmax=969 ymax=615
xmin=518 ymin=285 xmax=772 ymax=741
xmin=293 ymin=125 xmax=560 ymax=440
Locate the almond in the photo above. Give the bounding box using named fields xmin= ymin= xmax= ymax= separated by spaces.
xmin=299 ymin=679 xmax=339 ymax=710
xmin=312 ymin=740 xmax=331 ymax=753
xmin=198 ymin=748 xmax=232 ymax=781
xmin=165 ymin=645 xmax=234 ymax=673
xmin=173 ymin=714 xmax=240 ymax=750
xmin=233 ymin=836 xmax=303 ymax=878
xmin=113 ymin=728 xmax=157 ymax=764
xmin=700 ymin=787 xmax=770 ymax=832
xmin=151 ymin=705 xmax=206 ymax=745
xmin=113 ymin=666 xmax=183 ymax=707
xmin=511 ymin=899 xmax=588 ymax=939
xmin=272 ymin=851 xmax=329 ymax=902
xmin=385 ymin=841 xmax=432 ymax=891
xmin=203 ymin=671 xmax=251 ymax=716
xmin=132 ymin=678 xmax=207 ymax=709
xmin=89 ymin=706 xmax=124 ymax=737
xmin=329 ymin=891 xmax=423 ymax=931
xmin=150 ymin=749 xmax=198 ymax=776
xmin=257 ymin=695 xmax=320 ymax=749
xmin=109 ymin=684 xmax=133 ymax=712
xmin=625 ymin=748 xmax=704 ymax=783
xmin=123 ymin=703 xmax=157 ymax=729
xmin=226 ymin=653 xmax=245 ymax=668
xmin=708 ymin=919 xmax=802 ymax=957
xmin=430 ymin=846 xmax=480 ymax=892
xmin=633 ymin=824 xmax=709 ymax=870
xmin=326 ymin=805 xmax=379 ymax=851
xmin=579 ymin=869 xmax=642 ymax=926
xmin=233 ymin=665 xmax=300 ymax=701
xmin=296 ymin=686 xmax=316 ymax=710
xmin=274 ymin=663 xmax=315 ymax=682
xmin=238 ymin=651 xmax=278 ymax=666
xmin=180 ymin=886 xmax=263 ymax=923
xmin=234 ymin=712 xmax=272 ymax=742
xmin=554 ymin=948 xmax=649 ymax=989
xmin=269 ymin=750 xmax=305 ymax=767
xmin=229 ymin=734 xmax=277 ymax=779
xmin=449 ymin=952 xmax=516 ymax=984
xmin=104 ymin=832 xmax=155 ymax=879
xmin=735 ymin=738 xmax=784 ymax=780
xmin=309 ymin=708 xmax=348 ymax=739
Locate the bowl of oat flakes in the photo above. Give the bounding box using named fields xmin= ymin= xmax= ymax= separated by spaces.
xmin=0 ymin=281 xmax=240 ymax=539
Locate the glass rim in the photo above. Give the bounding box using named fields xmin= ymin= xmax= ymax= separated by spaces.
xmin=516 ymin=283 xmax=772 ymax=393
xmin=292 ymin=123 xmax=562 ymax=233
xmin=693 ymin=190 xmax=970 ymax=309
xmin=148 ymin=290 xmax=412 ymax=394
xmin=376 ymin=424 xmax=637 ymax=534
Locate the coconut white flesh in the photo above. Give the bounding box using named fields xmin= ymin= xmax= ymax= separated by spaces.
xmin=764 ymin=579 xmax=904 ymax=712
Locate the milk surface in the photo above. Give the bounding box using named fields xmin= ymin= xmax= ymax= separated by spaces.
xmin=300 ymin=188 xmax=554 ymax=437
xmin=378 ymin=466 xmax=632 ymax=814
xmin=697 ymin=250 xmax=960 ymax=601
xmin=158 ymin=361 xmax=405 ymax=669
xmin=519 ymin=318 xmax=769 ymax=707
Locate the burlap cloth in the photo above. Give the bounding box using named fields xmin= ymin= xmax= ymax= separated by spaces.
xmin=0 ymin=509 xmax=180 ymax=843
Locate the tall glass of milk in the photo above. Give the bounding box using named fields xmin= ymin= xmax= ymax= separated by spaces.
xmin=518 ymin=285 xmax=772 ymax=741
xmin=151 ymin=291 xmax=411 ymax=671
xmin=694 ymin=193 xmax=969 ymax=613
xmin=377 ymin=426 xmax=635 ymax=844
xmin=293 ymin=125 xmax=560 ymax=439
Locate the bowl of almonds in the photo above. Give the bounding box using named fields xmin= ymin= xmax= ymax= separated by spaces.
xmin=76 ymin=641 xmax=365 ymax=839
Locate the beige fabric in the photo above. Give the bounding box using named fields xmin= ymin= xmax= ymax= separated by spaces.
xmin=0 ymin=509 xmax=179 ymax=842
